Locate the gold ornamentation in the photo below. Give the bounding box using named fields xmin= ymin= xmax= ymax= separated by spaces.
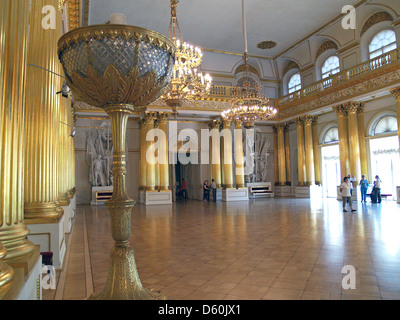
xmin=235 ymin=64 xmax=260 ymax=77
xmin=59 ymin=24 xmax=175 ymax=300
xmin=316 ymin=40 xmax=338 ymax=60
xmin=69 ymin=65 xmax=166 ymax=108
xmin=0 ymin=243 xmax=14 ymax=288
xmin=283 ymin=61 xmax=300 ymax=76
xmin=257 ymin=40 xmax=277 ymax=50
xmin=361 ymin=11 xmax=393 ymax=37
xmin=68 ymin=0 xmax=81 ymax=30
xmin=390 ymin=87 xmax=400 ymax=101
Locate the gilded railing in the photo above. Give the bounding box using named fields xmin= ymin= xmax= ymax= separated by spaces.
xmin=206 ymin=48 xmax=400 ymax=108
xmin=278 ymin=48 xmax=400 ymax=105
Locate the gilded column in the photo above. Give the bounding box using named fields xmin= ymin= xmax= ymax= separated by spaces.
xmin=221 ymin=120 xmax=233 ymax=188
xmin=334 ymin=105 xmax=350 ymax=179
xmin=158 ymin=113 xmax=170 ymax=191
xmin=0 ymin=0 xmax=35 ymax=260
xmin=295 ymin=118 xmax=306 ymax=186
xmin=303 ymin=116 xmax=315 ymax=185
xmin=59 ymin=97 xmax=71 ymax=207
xmin=276 ymin=124 xmax=287 ymax=186
xmin=356 ymin=103 xmax=368 ymax=178
xmin=209 ymin=120 xmax=222 ymax=188
xmin=138 ymin=119 xmax=147 ymax=191
xmin=284 ymin=126 xmax=291 ymax=185
xmin=234 ymin=120 xmax=245 ymax=188
xmin=347 ymin=102 xmax=362 ymax=180
xmin=273 ymin=126 xmax=279 ymax=186
xmin=390 ymin=87 xmax=400 ymax=151
xmin=24 ymin=0 xmax=64 ymax=223
xmin=312 ymin=117 xmax=321 ymax=185
xmin=144 ymin=112 xmax=156 ymax=191
xmin=154 ymin=119 xmax=160 ymax=190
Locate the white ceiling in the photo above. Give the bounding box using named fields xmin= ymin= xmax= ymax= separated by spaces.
xmin=89 ymin=0 xmax=360 ymax=58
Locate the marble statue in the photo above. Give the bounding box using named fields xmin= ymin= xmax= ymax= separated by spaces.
xmin=86 ymin=121 xmax=113 ymax=187
xmin=93 ymin=154 xmax=106 ymax=186
xmin=245 ymin=128 xmax=271 ymax=183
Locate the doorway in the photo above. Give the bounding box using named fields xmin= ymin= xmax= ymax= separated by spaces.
xmin=321 ymin=144 xmax=341 ymax=198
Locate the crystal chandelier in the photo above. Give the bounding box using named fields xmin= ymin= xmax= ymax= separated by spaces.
xmin=221 ymin=0 xmax=277 ymax=129
xmin=162 ymin=0 xmax=212 ymax=114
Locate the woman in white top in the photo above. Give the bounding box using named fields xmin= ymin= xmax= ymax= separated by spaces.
xmin=374 ymin=175 xmax=382 ymax=203
xmin=340 ymin=177 xmax=357 ymax=213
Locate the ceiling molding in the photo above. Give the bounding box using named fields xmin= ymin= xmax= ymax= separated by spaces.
xmin=273 ymin=0 xmax=369 ymax=60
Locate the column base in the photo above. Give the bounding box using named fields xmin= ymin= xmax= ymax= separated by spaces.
xmin=139 ymin=190 xmax=172 ymax=206
xmin=295 ymin=185 xmax=322 ymax=198
xmin=61 ymin=198 xmax=75 ymax=234
xmin=274 ymin=186 xmax=292 ymax=197
xmin=211 ymin=189 xmax=223 ymax=201
xmin=1 ymin=246 xmax=42 ymax=300
xmin=222 ymin=188 xmax=249 ymax=202
xmin=26 ymin=215 xmax=66 ymax=269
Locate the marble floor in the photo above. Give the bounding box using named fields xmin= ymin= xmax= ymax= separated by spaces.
xmin=43 ymin=197 xmax=400 ymax=300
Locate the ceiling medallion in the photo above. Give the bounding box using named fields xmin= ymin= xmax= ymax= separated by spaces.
xmin=161 ymin=0 xmax=212 ymax=116
xmin=257 ymin=40 xmax=277 ymax=50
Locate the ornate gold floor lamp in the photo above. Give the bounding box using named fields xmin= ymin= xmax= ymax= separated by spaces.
xmin=58 ymin=24 xmax=176 ymax=300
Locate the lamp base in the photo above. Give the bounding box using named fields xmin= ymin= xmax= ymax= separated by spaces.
xmin=87 ymin=244 xmax=168 ymax=300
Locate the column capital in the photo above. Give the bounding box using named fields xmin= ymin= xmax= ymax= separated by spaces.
xmin=234 ymin=119 xmax=243 ymax=129
xmin=333 ymin=105 xmax=348 ymax=117
xmin=295 ymin=117 xmax=305 ymax=126
xmin=221 ymin=119 xmax=232 ymax=129
xmin=344 ymin=101 xmax=364 ymax=114
xmin=157 ymin=112 xmax=170 ymax=124
xmin=208 ymin=120 xmax=222 ymax=130
xmin=302 ymin=115 xmax=317 ymax=126
xmin=142 ymin=111 xmax=157 ymax=124
xmin=390 ymin=87 xmax=400 ymax=101
xmin=274 ymin=123 xmax=288 ymax=133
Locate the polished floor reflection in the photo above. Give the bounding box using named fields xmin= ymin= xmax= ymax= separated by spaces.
xmin=44 ymin=198 xmax=400 ymax=300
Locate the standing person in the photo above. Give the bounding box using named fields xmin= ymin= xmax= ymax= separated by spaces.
xmin=203 ymin=180 xmax=210 ymax=202
xmin=211 ymin=179 xmax=217 ymax=202
xmin=347 ymin=174 xmax=356 ymax=196
xmin=359 ymin=174 xmax=369 ymax=203
xmin=182 ymin=178 xmax=187 ymax=199
xmin=374 ymin=175 xmax=382 ymax=203
xmin=340 ymin=177 xmax=357 ymax=213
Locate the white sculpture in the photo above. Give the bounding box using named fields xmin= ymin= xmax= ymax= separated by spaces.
xmin=93 ymin=154 xmax=106 ymax=186
xmin=86 ymin=121 xmax=113 ymax=187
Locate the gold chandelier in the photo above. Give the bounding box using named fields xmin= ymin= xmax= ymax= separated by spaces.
xmin=162 ymin=0 xmax=212 ymax=113
xmin=221 ymin=0 xmax=277 ymax=128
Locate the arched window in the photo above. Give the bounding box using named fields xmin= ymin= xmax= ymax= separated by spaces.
xmin=323 ymin=127 xmax=339 ymax=144
xmin=288 ymin=73 xmax=301 ymax=94
xmin=372 ymin=115 xmax=398 ymax=136
xmin=321 ymin=56 xmax=340 ymax=79
xmin=369 ymin=29 xmax=397 ymax=59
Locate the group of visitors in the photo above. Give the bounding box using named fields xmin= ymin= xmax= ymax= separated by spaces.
xmin=340 ymin=174 xmax=382 ymax=212
xmin=203 ymin=179 xmax=217 ymax=202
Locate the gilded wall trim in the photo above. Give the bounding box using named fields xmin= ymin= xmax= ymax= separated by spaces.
xmin=315 ymin=40 xmax=338 ymax=60
xmin=283 ymin=61 xmax=300 ymax=76
xmin=361 ymin=11 xmax=394 ymax=37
